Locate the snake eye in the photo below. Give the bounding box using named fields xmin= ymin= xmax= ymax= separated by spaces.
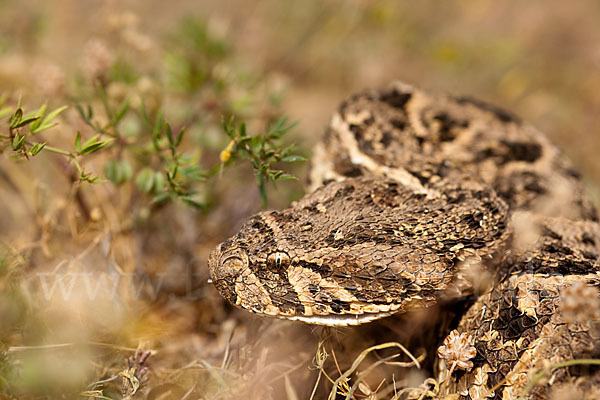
xmin=267 ymin=251 xmax=290 ymax=269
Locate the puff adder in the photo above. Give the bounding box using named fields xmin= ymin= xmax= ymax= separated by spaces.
xmin=209 ymin=82 xmax=600 ymax=399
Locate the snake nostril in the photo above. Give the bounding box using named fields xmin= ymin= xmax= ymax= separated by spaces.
xmin=208 ymin=244 xmax=249 ymax=284
xmin=222 ymin=256 xmax=243 ymax=271
xmin=220 ymin=248 xmax=249 ymax=276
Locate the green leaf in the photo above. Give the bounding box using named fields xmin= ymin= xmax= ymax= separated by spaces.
xmin=75 ymin=104 xmax=85 ymax=120
xmin=74 ymin=132 xmax=82 ymax=152
xmin=31 ymin=105 xmax=68 ymax=133
xmin=175 ymin=127 xmax=185 ymax=147
xmin=29 ymin=117 xmax=43 ymax=132
xmin=153 ymin=171 xmax=166 ymax=192
xmin=177 ymin=152 xmax=197 ymax=164
xmin=36 ymin=102 xmax=48 ymax=116
xmin=250 ymin=136 xmax=263 ymax=154
xmin=8 ymin=108 xmax=23 ymax=128
xmin=75 ymin=104 xmax=93 ymax=122
xmin=280 ymin=143 xmax=297 ymax=157
xmin=44 ymin=105 xmax=68 ymax=123
xmin=222 ymin=115 xmax=235 ymax=138
xmin=104 ymin=160 xmax=119 ymax=183
xmin=29 ymin=142 xmax=47 ymax=156
xmin=27 ymin=102 xmax=45 ymax=116
xmin=31 ymin=121 xmax=57 ymax=133
xmin=80 ymin=139 xmax=113 ymax=155
xmin=122 ymin=162 xmax=134 ymax=183
xmin=12 ymin=134 xmax=25 ymax=150
xmin=180 ymin=196 xmax=204 ymax=209
xmin=274 ymin=116 xmax=286 ymax=130
xmin=270 ymin=170 xmax=283 ymax=180
xmin=152 ymin=112 xmax=164 ymax=139
xmin=135 ymin=168 xmax=155 ymax=193
xmin=96 ymin=83 xmax=112 ymax=120
xmin=82 ymin=135 xmax=99 ymax=149
xmin=274 ymin=173 xmax=297 ymax=181
xmin=152 ymin=192 xmax=171 ymax=204
xmin=166 ymin=122 xmax=174 ymax=146
xmin=104 ymin=159 xmax=133 ymax=184
xmin=79 ymin=168 xmax=103 ymax=183
xmin=168 ymin=162 xmax=179 ymax=181
xmin=281 ymin=155 xmax=305 ymax=163
xmin=121 ymin=161 xmax=134 ymax=182
xmin=180 ymin=165 xmax=206 ymax=180
xmin=12 ymin=116 xmax=40 ymax=129
xmin=24 ymin=103 xmax=46 ymax=126
xmin=113 ymin=99 xmax=129 ymax=125
xmin=135 ymin=169 xmax=165 ymax=194
xmin=263 ymin=149 xmax=275 ymax=158
xmin=78 ymin=136 xmax=113 ymax=155
xmin=267 ymin=117 xmax=298 ymax=139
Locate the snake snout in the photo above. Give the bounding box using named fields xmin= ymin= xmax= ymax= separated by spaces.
xmin=208 ymin=243 xmax=249 ymax=303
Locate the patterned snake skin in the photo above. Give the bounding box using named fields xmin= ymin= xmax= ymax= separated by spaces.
xmin=209 ymin=82 xmax=600 ymax=399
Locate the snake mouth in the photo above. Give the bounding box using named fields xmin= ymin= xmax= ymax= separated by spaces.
xmin=286 ymin=311 xmax=395 ymax=326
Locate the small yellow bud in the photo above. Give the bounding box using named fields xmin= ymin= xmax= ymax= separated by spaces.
xmin=220 ymin=140 xmax=235 ymax=163
xmin=220 ymin=149 xmax=231 ymax=163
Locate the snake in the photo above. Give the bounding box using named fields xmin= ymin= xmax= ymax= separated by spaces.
xmin=208 ymin=82 xmax=600 ymax=399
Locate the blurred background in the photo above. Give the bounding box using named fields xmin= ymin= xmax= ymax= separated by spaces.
xmin=0 ymin=0 xmax=599 ymax=398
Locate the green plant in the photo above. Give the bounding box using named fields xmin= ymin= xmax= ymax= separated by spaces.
xmin=221 ymin=116 xmax=304 ymax=208
xmin=0 ymin=89 xmax=304 ymax=209
xmin=0 ymin=96 xmax=108 ymax=182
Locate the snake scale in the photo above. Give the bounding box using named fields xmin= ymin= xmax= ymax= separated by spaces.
xmin=209 ymin=82 xmax=600 ymax=399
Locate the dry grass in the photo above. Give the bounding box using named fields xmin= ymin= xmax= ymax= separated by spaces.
xmin=0 ymin=1 xmax=599 ymax=399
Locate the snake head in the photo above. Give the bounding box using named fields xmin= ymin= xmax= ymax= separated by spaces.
xmin=209 ymin=177 xmax=510 ymax=326
xmin=208 ymin=243 xmax=249 ymax=307
xmin=209 ymin=213 xmax=318 ymax=319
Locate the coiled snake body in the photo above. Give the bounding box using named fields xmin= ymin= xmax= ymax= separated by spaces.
xmin=209 ymin=82 xmax=600 ymax=398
